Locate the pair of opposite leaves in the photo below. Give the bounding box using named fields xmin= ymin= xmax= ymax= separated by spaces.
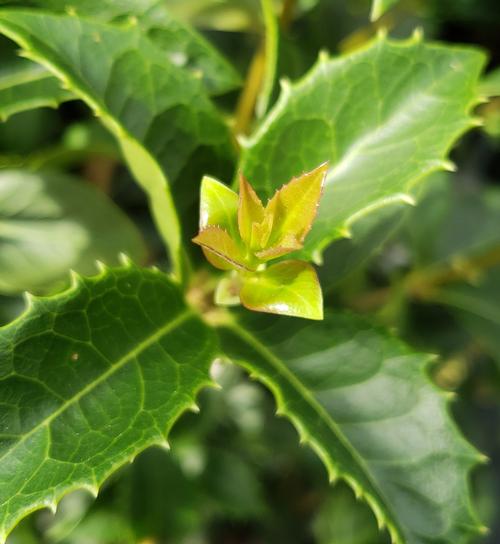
xmin=192 ymin=163 xmax=328 ymax=320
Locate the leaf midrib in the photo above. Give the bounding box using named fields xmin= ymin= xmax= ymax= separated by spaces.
xmin=225 ymin=321 xmax=403 ymax=542
xmin=0 ymin=307 xmax=193 ymax=469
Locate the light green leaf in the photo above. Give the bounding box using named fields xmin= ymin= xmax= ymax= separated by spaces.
xmin=0 ymin=169 xmax=146 ymax=294
xmin=200 ymin=175 xmax=239 ymax=238
xmin=0 ymin=59 xmax=73 ymax=121
xmin=240 ymin=260 xmax=322 ymax=319
xmin=218 ymin=312 xmax=484 ymax=544
xmin=370 ymin=0 xmax=400 ymax=21
xmin=0 ymin=10 xmax=233 ymax=280
xmin=0 ymin=264 xmax=217 ymax=542
xmin=240 ymin=34 xmax=485 ymax=261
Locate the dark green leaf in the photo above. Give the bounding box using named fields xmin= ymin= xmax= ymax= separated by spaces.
xmin=218 ymin=312 xmax=484 ymax=543
xmin=0 ymin=264 xmax=217 ymax=541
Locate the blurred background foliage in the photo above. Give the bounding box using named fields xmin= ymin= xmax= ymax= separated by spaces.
xmin=1 ymin=0 xmax=500 ymax=542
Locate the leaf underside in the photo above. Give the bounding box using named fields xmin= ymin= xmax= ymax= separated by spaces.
xmin=239 ymin=34 xmax=485 ymax=260
xmin=218 ymin=312 xmax=484 ymax=544
xmin=0 ymin=264 xmax=217 ymax=542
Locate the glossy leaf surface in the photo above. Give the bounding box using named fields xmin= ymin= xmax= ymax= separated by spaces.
xmin=0 ymin=170 xmax=146 ymax=294
xmin=0 ymin=264 xmax=217 ymax=542
xmin=239 ymin=35 xmax=485 ymax=260
xmin=240 ymin=260 xmax=323 ymax=320
xmin=219 ymin=312 xmax=483 ymax=544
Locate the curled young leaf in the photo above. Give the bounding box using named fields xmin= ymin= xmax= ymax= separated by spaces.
xmin=192 ymin=226 xmax=253 ymax=271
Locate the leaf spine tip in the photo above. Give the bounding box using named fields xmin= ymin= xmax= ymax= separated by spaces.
xmin=311 ymin=249 xmax=324 ymax=265
xmin=23 ymin=291 xmax=35 ymax=306
xmin=83 ymin=484 xmax=99 ymax=498
xmin=128 ymin=15 xmax=138 ymax=26
xmin=69 ymin=269 xmax=82 ymax=288
xmin=400 ymin=193 xmax=416 ymax=206
xmin=339 ymin=226 xmax=353 ymax=239
xmin=44 ymin=500 xmax=57 ymax=515
xmin=412 ymin=27 xmax=424 ymax=42
xmin=477 ymin=453 xmax=489 ymax=465
xmin=119 ymin=253 xmax=132 ymax=266
xmin=376 ymin=27 xmax=388 ymax=40
xmin=95 ymin=260 xmax=107 ymax=273
xmin=189 ymin=402 xmax=200 ymax=414
xmin=65 ymin=5 xmax=77 ymax=16
xmin=236 ymin=134 xmax=250 ymax=148
xmin=158 ymin=439 xmax=171 ymax=451
xmin=318 ymin=49 xmax=330 ymax=63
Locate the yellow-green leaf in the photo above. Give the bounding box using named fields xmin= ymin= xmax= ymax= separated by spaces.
xmin=266 ymin=162 xmax=327 ymax=250
xmin=238 ymin=173 xmax=266 ymax=248
xmin=240 ymin=260 xmax=323 ymax=319
xmin=192 ymin=227 xmax=251 ymax=271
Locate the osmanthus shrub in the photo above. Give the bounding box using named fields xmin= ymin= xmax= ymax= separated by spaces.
xmin=0 ymin=1 xmax=491 ymax=543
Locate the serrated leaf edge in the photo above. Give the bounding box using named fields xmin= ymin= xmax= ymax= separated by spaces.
xmin=242 ymin=29 xmax=487 ymax=256
xmin=0 ymin=260 xmax=218 ymax=543
xmin=221 ymin=321 xmax=487 ymax=544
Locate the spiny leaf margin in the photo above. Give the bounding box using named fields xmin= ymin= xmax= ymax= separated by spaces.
xmin=0 ymin=259 xmax=218 ymax=542
xmin=239 ymin=30 xmax=486 ymax=262
xmin=217 ymin=312 xmax=486 ymax=544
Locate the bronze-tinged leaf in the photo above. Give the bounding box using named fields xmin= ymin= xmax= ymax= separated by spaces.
xmin=255 ymin=234 xmax=303 ymax=261
xmin=192 ymin=226 xmax=252 ymax=270
xmin=238 ymin=173 xmax=266 ymax=247
xmin=265 ymin=162 xmax=328 ymax=249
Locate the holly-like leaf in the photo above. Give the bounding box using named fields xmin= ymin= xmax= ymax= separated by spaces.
xmin=0 ymin=169 xmax=147 ymax=294
xmin=240 ymin=260 xmax=323 ymax=320
xmin=0 ymin=264 xmax=217 ymax=542
xmin=0 ymin=10 xmax=233 ymax=279
xmin=218 ymin=312 xmax=485 ymax=544
xmin=192 ymin=227 xmax=251 ymax=271
xmin=5 ymin=0 xmax=241 ymax=96
xmin=239 ymin=34 xmax=485 ymax=261
xmin=0 ymin=59 xmax=73 ymax=121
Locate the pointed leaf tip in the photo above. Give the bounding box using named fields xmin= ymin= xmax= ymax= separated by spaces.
xmin=238 ymin=172 xmax=266 ymax=247
xmin=265 ymin=162 xmax=328 ymax=249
